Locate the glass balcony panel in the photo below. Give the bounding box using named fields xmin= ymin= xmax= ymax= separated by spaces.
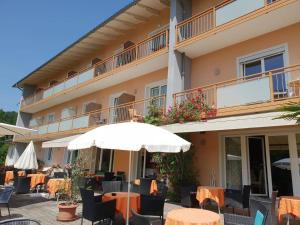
xmin=59 ymin=119 xmax=73 ymax=131
xmin=65 ymin=76 xmax=78 ymax=89
xmin=52 ymin=82 xmax=65 ymax=95
xmin=73 ymin=115 xmax=89 ymax=129
xmin=38 ymin=125 xmax=48 ymax=134
xmin=216 ymin=0 xmax=265 ymax=26
xmin=43 ymin=87 xmax=54 ymax=99
xmin=217 ymin=76 xmax=271 ymax=108
xmin=78 ymin=69 xmax=94 ymax=84
xmin=47 ymin=122 xmax=59 ymax=133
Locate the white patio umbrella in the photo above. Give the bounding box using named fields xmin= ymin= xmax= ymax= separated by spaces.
xmin=0 ymin=123 xmax=36 ymax=137
xmin=68 ymin=121 xmax=191 ymax=224
xmin=14 ymin=141 xmax=38 ymax=170
xmin=273 ymin=157 xmax=300 ymax=170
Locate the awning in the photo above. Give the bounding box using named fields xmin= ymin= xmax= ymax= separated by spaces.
xmin=161 ymin=112 xmax=297 ymax=133
xmin=42 ymin=134 xmax=81 ymax=148
xmin=0 ymin=123 xmax=36 ymax=137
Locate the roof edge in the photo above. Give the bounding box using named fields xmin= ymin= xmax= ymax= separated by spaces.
xmin=13 ymin=0 xmax=139 ymax=88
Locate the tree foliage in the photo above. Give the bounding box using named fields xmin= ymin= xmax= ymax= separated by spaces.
xmin=275 ymin=102 xmax=300 ymax=124
xmin=0 ymin=109 xmax=18 ymax=165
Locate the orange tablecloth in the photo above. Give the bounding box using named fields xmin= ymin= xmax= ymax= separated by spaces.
xmin=134 ymin=179 xmax=158 ymax=194
xmin=5 ymin=171 xmax=14 ymax=184
xmin=278 ymin=196 xmax=300 ymax=223
xmin=18 ymin=171 xmax=26 ymax=176
xmin=27 ymin=174 xmax=46 ymax=189
xmin=165 ymin=208 xmax=221 ymax=225
xmin=103 ymin=192 xmax=140 ymax=219
xmin=47 ymin=178 xmax=71 ymax=196
xmin=196 ymin=186 xmax=225 ymax=207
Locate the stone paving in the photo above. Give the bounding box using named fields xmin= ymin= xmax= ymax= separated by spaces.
xmin=0 ymin=193 xmax=184 ymax=225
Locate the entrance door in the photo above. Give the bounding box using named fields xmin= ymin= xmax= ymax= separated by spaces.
xmin=267 ymin=135 xmax=293 ymax=196
xmin=247 ymin=136 xmax=268 ymax=196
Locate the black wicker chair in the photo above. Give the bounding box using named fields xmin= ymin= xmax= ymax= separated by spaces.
xmin=140 ymin=194 xmax=165 ymax=225
xmin=180 ymin=185 xmax=199 ymax=208
xmin=249 ymin=191 xmax=278 ymax=225
xmin=0 ymin=187 xmax=14 ymax=216
xmin=139 ymin=178 xmax=152 ymax=195
xmin=15 ymin=176 xmax=31 ymax=194
xmin=102 ymin=181 xmax=121 ymax=194
xmin=80 ymin=188 xmax=114 ymax=225
xmin=225 ymin=185 xmax=251 ymax=214
xmin=104 ymin=172 xmax=115 ymax=181
xmin=130 ymin=209 xmax=161 ymax=225
xmin=156 ymin=181 xmax=168 ymax=198
xmin=0 ymin=219 xmax=41 ymax=225
xmin=224 ymin=198 xmax=268 ymax=225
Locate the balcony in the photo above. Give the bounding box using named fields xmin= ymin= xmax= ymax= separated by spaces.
xmin=175 ymin=0 xmax=300 ymax=58
xmin=15 ymin=95 xmax=166 ymax=142
xmin=20 ymin=30 xmax=169 ymax=113
xmin=173 ymin=64 xmax=300 ymax=117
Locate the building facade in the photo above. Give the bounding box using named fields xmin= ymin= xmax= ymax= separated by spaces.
xmin=10 ymin=0 xmax=300 ymax=197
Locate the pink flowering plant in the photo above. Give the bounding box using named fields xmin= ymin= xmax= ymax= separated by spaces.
xmin=164 ymin=88 xmax=217 ymax=124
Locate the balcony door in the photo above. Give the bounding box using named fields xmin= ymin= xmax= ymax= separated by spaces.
xmin=145 ymin=80 xmax=167 ymax=114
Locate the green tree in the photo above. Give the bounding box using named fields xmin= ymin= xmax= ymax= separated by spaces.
xmin=275 ymin=102 xmax=300 ymax=124
xmin=0 ymin=109 xmax=18 ymax=165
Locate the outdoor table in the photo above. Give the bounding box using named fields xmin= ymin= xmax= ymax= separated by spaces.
xmin=27 ymin=174 xmax=46 ymax=189
xmin=102 ymin=192 xmax=140 ymax=219
xmin=196 ymin=186 xmax=225 ymax=212
xmin=165 ymin=208 xmax=221 ymax=225
xmin=278 ymin=196 xmax=300 ymax=223
xmin=18 ymin=171 xmax=26 ymax=176
xmin=4 ymin=171 xmax=14 ymax=184
xmin=134 ymin=179 xmax=158 ymax=194
xmin=47 ymin=178 xmax=71 ymax=196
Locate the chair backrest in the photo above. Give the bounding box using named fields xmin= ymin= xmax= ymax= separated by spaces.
xmin=15 ymin=177 xmax=31 ymax=194
xmin=157 ymin=181 xmax=168 ymax=198
xmin=271 ymin=191 xmax=278 ymax=215
xmin=54 ymin=172 xmax=66 ymax=178
xmin=242 ymin=185 xmax=251 ymax=208
xmin=250 ymin=198 xmax=268 ymax=225
xmin=80 ymin=188 xmax=95 ymax=205
xmin=140 ymin=194 xmax=165 ymax=217
xmin=139 ymin=178 xmax=152 ymax=195
xmin=98 ymin=199 xmax=116 ymax=220
xmin=0 ymin=187 xmax=14 ymax=204
xmin=102 ymin=181 xmax=121 ymax=194
xmin=180 ymin=185 xmax=198 ymax=207
xmin=130 ymin=209 xmax=151 ymax=225
xmin=104 ymin=172 xmax=115 ymax=181
xmin=0 ymin=219 xmax=41 ymax=225
xmin=80 ymin=188 xmax=96 ymax=220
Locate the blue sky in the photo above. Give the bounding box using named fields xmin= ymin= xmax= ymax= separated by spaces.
xmin=0 ymin=0 xmax=132 ymax=112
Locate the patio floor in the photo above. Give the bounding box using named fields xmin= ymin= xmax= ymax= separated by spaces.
xmin=0 ymin=193 xmax=186 ymax=225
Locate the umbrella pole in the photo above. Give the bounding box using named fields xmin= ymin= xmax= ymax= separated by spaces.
xmin=126 ymin=150 xmax=132 ymax=225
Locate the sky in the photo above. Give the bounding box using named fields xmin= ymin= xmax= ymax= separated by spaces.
xmin=0 ymin=0 xmax=132 ymax=112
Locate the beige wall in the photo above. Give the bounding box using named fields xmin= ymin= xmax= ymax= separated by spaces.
xmin=37 ymin=9 xmax=170 ymax=89
xmin=190 ymin=132 xmax=220 ymax=186
xmin=32 ymin=68 xmax=167 ymax=122
xmin=113 ymin=150 xmax=130 ymax=180
xmin=192 ymin=0 xmax=223 ymax=16
xmin=191 ymin=23 xmax=300 ymax=88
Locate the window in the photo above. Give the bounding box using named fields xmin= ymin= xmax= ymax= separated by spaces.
xmin=145 ymin=80 xmax=167 ymax=111
xmin=225 ymin=137 xmax=242 ymax=190
xmin=47 ymin=113 xmax=55 ymax=123
xmin=239 ymin=45 xmax=288 ymax=97
xmin=98 ymin=149 xmax=114 ymax=172
xmin=61 ymin=107 xmax=76 ymax=119
xmin=47 ymin=148 xmax=53 ymax=161
xmin=66 ymin=150 xmax=79 ymax=164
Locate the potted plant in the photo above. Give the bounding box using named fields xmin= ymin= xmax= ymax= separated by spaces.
xmin=56 ymin=158 xmax=84 ymax=222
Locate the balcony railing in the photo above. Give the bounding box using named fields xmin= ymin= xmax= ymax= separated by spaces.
xmin=176 ymin=0 xmax=281 ymax=44
xmin=21 ymin=30 xmax=169 ymax=108
xmin=21 ymin=95 xmax=166 ymax=139
xmin=174 ymin=64 xmax=300 ymax=115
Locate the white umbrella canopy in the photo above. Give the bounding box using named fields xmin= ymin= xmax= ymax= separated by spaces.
xmin=68 ymin=121 xmax=191 ymax=225
xmin=68 ymin=121 xmax=191 ymax=152
xmin=14 ymin=141 xmax=38 ymax=170
xmin=273 ymin=158 xmax=300 ymax=170
xmin=0 ymin=123 xmax=36 ymax=137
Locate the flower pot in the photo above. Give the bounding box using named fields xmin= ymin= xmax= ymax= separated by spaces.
xmin=57 ymin=203 xmax=79 ymax=222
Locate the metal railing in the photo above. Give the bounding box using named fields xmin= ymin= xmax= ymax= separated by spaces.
xmin=176 ymin=0 xmax=282 ymax=44
xmin=174 ymin=64 xmax=300 ymax=114
xmin=21 ymin=95 xmax=166 ymax=139
xmin=21 ymin=30 xmax=169 ymax=108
